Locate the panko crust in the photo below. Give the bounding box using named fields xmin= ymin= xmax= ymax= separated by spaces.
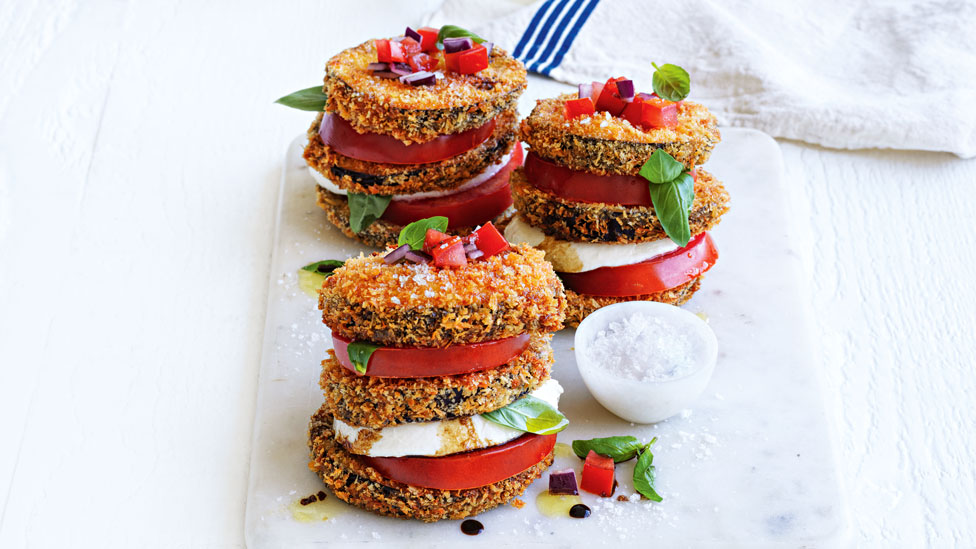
xmin=319 ymin=244 xmax=566 ymax=345
xmin=511 ymin=167 xmax=729 ymax=244
xmin=563 ymin=277 xmax=703 ymax=327
xmin=324 ymin=41 xmax=527 ymax=144
xmin=520 ymin=95 xmax=720 ymax=173
xmin=308 ymin=406 xmax=552 ymax=522
xmin=320 ymin=332 xmax=553 ymax=429
xmin=315 ymin=187 xmax=515 ymax=249
xmin=303 ymin=109 xmax=517 ymax=195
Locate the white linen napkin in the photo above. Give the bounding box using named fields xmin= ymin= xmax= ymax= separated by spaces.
xmin=426 ymin=0 xmax=976 ymax=158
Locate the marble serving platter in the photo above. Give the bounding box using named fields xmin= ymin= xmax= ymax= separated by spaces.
xmin=244 ymin=127 xmax=852 ymax=548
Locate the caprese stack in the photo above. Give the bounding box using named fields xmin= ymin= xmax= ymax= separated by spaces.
xmin=505 ymin=67 xmax=730 ymax=326
xmin=278 ymin=26 xmax=527 ymax=248
xmin=308 ymin=219 xmax=568 ymax=521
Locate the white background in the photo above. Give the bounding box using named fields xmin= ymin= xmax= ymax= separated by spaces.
xmin=1 ymin=1 xmax=974 ymax=547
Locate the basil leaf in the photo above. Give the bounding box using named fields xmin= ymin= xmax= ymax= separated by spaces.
xmin=347 ymin=193 xmax=392 ymax=233
xmin=571 ymin=436 xmax=644 ymax=463
xmin=398 ymin=216 xmax=449 ymax=250
xmin=482 ymin=395 xmax=569 ymax=435
xmin=639 ymin=149 xmax=685 ymax=184
xmin=437 ymin=24 xmax=486 ymax=47
xmin=301 ymin=260 xmax=344 ymax=277
xmin=346 ymin=341 xmax=379 ymax=374
xmin=275 ymin=86 xmax=328 ymax=111
xmin=633 ymin=438 xmax=663 ymax=501
xmin=647 ymin=172 xmax=694 ymax=246
xmin=651 ymin=62 xmax=690 ymax=102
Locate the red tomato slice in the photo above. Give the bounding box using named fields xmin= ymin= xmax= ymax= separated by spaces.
xmin=381 ymin=142 xmax=523 ymax=229
xmin=332 ymin=333 xmax=530 ymax=377
xmin=318 ymin=114 xmax=496 ymax=165
xmin=524 ymin=151 xmax=658 ymax=206
xmin=559 ymin=232 xmax=718 ymax=297
xmin=361 ymin=433 xmax=557 ymax=490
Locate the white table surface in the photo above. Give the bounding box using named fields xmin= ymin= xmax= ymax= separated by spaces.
xmin=1 ymin=1 xmax=973 ymax=547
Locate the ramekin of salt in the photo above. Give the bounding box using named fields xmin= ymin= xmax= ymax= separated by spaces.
xmin=574 ymin=301 xmax=717 ymax=423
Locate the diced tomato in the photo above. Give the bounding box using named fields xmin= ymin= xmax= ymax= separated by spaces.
xmin=580 ymin=450 xmax=615 ymax=497
xmin=594 ymin=78 xmax=628 ymax=115
xmin=375 ymin=39 xmax=406 ymax=63
xmin=621 ymin=96 xmax=645 ymax=127
xmin=456 ymin=44 xmax=489 ymax=74
xmin=638 ymin=95 xmax=678 ymax=129
xmin=444 ymin=50 xmax=462 ymax=73
xmin=363 ymin=433 xmax=556 ymax=490
xmin=560 ymin=232 xmax=718 ymax=296
xmin=564 ymin=97 xmax=595 ymax=120
xmin=424 ymin=229 xmax=451 ymax=251
xmin=407 ymin=52 xmax=438 ymax=72
xmin=431 ymin=237 xmax=467 ymax=267
xmin=473 ymin=222 xmax=509 ymax=257
xmin=416 ymin=27 xmax=440 ymax=52
xmin=400 ymin=36 xmax=422 ymax=56
xmin=332 ymin=333 xmax=530 ymax=377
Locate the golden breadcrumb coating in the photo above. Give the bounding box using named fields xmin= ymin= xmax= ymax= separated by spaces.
xmin=315 ymin=187 xmax=515 ymax=249
xmin=318 ymin=244 xmax=565 ymax=346
xmin=520 ymin=95 xmax=720 ymax=173
xmin=304 ymin=109 xmax=516 ymax=195
xmin=308 ymin=406 xmax=553 ymax=522
xmin=320 ymin=332 xmax=552 ymax=429
xmin=511 ymin=167 xmax=729 ymax=244
xmin=563 ymin=277 xmax=703 ymax=327
xmin=324 ymin=41 xmax=526 ymax=144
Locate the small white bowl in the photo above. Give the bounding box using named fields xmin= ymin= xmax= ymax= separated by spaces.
xmin=574 ymin=301 xmax=717 ymax=423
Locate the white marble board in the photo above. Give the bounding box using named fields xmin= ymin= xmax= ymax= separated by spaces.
xmin=244 ymin=128 xmax=852 ymax=548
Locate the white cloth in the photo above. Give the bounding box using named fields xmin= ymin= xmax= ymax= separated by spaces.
xmin=427 ymin=0 xmax=976 ymax=158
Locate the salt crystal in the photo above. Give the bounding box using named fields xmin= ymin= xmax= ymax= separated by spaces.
xmin=390 ymin=296 xmax=400 ymax=304
xmin=585 ymin=313 xmax=697 ymax=381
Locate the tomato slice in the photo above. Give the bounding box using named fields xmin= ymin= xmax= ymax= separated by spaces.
xmin=361 ymin=433 xmax=557 ymax=490
xmin=318 ymin=113 xmax=497 ymax=165
xmin=559 ymin=232 xmax=718 ymax=297
xmin=332 ymin=333 xmax=531 ymax=377
xmin=524 ymin=151 xmax=648 ymax=206
xmin=381 ymin=142 xmax=523 ymax=229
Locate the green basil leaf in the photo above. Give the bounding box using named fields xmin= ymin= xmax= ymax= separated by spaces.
xmin=571 ymin=436 xmax=644 ymax=463
xmin=638 ymin=149 xmax=685 ymax=184
xmin=647 ymin=171 xmax=695 ymax=246
xmin=346 ymin=341 xmax=379 ymax=374
xmin=651 ymin=62 xmax=690 ymax=102
xmin=398 ymin=216 xmax=449 ymax=250
xmin=437 ymin=24 xmax=486 ymax=47
xmin=482 ymin=395 xmax=568 ymax=435
xmin=275 ymin=86 xmax=328 ymax=111
xmin=633 ymin=438 xmax=663 ymax=501
xmin=301 ymin=260 xmax=345 ymax=276
xmin=347 ymin=193 xmax=392 ymax=233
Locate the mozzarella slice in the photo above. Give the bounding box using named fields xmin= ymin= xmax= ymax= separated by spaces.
xmin=333 ymin=379 xmax=564 ymax=457
xmin=306 ymin=148 xmax=514 ymax=201
xmin=504 ymin=216 xmax=679 ymax=273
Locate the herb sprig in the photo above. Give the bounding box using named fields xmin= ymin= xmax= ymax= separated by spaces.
xmin=348 ymin=193 xmax=392 ymax=233
xmin=651 ymin=62 xmax=690 ymax=102
xmin=398 ymin=217 xmax=449 ymax=250
xmin=482 ymin=395 xmax=569 ymax=435
xmin=436 ymin=24 xmax=486 ymax=47
xmin=275 ymin=86 xmax=329 ymax=111
xmin=346 ymin=341 xmax=380 ymax=374
xmin=572 ymin=435 xmax=662 ymax=501
xmin=638 ymin=149 xmax=695 ymax=246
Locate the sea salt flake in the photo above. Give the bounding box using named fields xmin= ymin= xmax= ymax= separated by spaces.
xmin=585 ymin=313 xmax=697 ymax=381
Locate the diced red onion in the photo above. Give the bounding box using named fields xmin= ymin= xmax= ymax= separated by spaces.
xmin=463 ymin=242 xmax=478 ymax=253
xmin=616 ymin=79 xmax=635 ymax=99
xmin=400 ymin=71 xmax=436 ymax=86
xmin=636 ymin=92 xmax=656 ymax=102
xmin=405 ymin=250 xmax=431 ymax=264
xmin=578 ymin=83 xmax=592 ymax=99
xmin=405 ymin=27 xmax=422 ymax=42
xmin=443 ymin=37 xmax=473 ymax=53
xmin=392 ymin=35 xmax=406 ymax=42
xmin=383 ymin=244 xmax=411 ymax=264
xmin=372 ymin=71 xmax=399 ymax=79
xmin=548 ymin=469 xmax=579 ymax=495
xmin=482 ymin=42 xmax=494 ymax=55
xmin=390 ymin=62 xmax=412 ymax=76
xmin=367 ymin=62 xmax=390 ymax=72
xmin=466 ymin=249 xmax=484 ymax=260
